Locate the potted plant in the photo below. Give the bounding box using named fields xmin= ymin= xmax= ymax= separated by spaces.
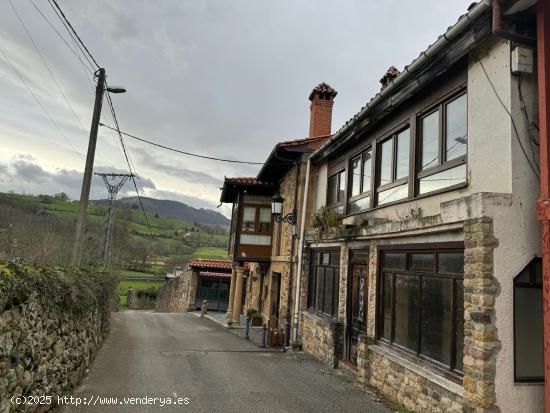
xmin=312 ymin=206 xmax=341 ymax=242
xmin=246 ymin=308 xmax=262 ymax=326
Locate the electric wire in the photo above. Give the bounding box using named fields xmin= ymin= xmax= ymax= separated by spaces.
xmin=48 ymin=0 xmax=100 ymax=69
xmin=104 ymin=89 xmax=166 ymax=264
xmin=0 ymin=44 xmax=84 ymax=158
xmin=99 ymin=123 xmax=276 ymax=165
xmin=476 ymin=57 xmax=539 ymax=180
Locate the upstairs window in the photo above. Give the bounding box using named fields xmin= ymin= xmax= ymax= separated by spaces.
xmin=376 ymin=127 xmax=410 ymax=206
xmin=241 ymin=206 xmax=272 ymax=234
xmin=327 ymin=170 xmax=346 ymax=214
xmin=418 ymin=92 xmax=467 ymax=195
xmin=348 ymin=148 xmax=372 ymax=214
xmin=514 ymin=258 xmax=543 ymax=382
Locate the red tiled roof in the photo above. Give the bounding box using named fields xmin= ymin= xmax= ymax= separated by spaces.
xmin=309 ymin=82 xmax=337 ymax=101
xmin=224 ymin=177 xmax=273 ymax=186
xmin=199 ymin=271 xmax=231 ymax=278
xmin=188 ymin=259 xmax=232 ymax=270
xmin=279 ymin=134 xmax=331 ymax=150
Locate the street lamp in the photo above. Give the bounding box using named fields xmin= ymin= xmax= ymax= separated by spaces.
xmin=106 ymin=86 xmax=126 ymax=94
xmin=271 ymin=194 xmax=296 ymax=224
xmin=271 ymin=193 xmax=297 ymax=349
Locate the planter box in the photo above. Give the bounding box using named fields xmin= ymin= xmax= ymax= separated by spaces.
xmin=267 ymin=328 xmax=284 ymax=347
xmin=250 ymin=316 xmax=262 ymax=327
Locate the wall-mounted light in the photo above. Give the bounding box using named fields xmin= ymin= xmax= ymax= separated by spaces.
xmin=271 ymin=193 xmax=296 ymax=225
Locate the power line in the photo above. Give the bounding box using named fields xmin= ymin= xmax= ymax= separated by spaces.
xmin=475 ymin=57 xmax=539 ymax=180
xmin=99 ymin=123 xmax=273 ymax=165
xmin=28 ymin=0 xmax=95 ymax=84
xmin=0 ymin=44 xmax=83 ymax=158
xmin=49 ymin=0 xmax=100 ymax=69
xmin=9 ymin=0 xmax=88 ymax=134
xmin=104 ymin=89 xmax=166 ymax=264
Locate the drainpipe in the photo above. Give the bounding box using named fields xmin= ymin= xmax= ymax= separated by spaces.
xmin=535 ymin=1 xmax=550 ymax=411
xmin=292 ymin=157 xmax=311 ymax=344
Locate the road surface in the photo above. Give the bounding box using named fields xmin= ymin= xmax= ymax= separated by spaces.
xmin=65 ymin=311 xmax=390 ymax=413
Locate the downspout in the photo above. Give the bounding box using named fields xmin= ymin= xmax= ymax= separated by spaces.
xmin=292 ymin=157 xmax=311 ymax=344
xmin=535 ymin=1 xmax=550 ymax=411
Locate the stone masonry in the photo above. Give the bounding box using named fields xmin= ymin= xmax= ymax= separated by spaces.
xmin=462 ymin=217 xmax=500 ymax=412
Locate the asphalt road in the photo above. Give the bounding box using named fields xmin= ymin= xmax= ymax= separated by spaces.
xmin=64 ymin=311 xmax=390 ymax=413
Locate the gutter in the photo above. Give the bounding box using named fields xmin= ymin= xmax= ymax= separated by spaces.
xmin=311 ymin=0 xmax=492 ymax=162
xmin=292 ymin=157 xmax=311 ymax=344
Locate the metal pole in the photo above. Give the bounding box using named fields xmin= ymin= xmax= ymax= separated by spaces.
xmin=245 ymin=316 xmax=250 ymax=340
xmin=535 ymin=2 xmax=550 ymax=411
xmin=260 ymin=324 xmax=267 ymax=348
xmin=71 ymin=68 xmax=106 ymax=266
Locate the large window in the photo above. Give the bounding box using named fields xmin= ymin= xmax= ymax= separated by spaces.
xmin=348 ymin=148 xmax=373 ymax=214
xmin=418 ymin=92 xmax=467 ymax=194
xmin=239 ymin=205 xmax=272 ymax=245
xmin=379 ymin=247 xmax=464 ymax=375
xmin=327 ymin=170 xmax=346 ymax=214
xmin=376 ymin=127 xmax=410 ymax=206
xmin=514 ymin=258 xmax=543 ymax=382
xmin=308 ymin=250 xmax=340 ymax=318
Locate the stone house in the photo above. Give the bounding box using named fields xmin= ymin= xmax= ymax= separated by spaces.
xmin=299 ymin=1 xmax=543 ymax=412
xmin=220 ymin=84 xmax=335 ymax=331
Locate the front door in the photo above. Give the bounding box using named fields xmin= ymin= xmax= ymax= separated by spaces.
xmin=348 ymin=263 xmax=369 ymax=364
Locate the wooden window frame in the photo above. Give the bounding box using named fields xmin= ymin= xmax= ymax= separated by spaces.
xmin=416 ymin=90 xmax=468 ymax=191
xmin=348 ymin=146 xmax=374 ymax=211
xmin=308 ymin=248 xmax=340 ymax=319
xmin=375 ymin=125 xmax=411 ymax=206
xmin=240 ymin=204 xmax=272 ymax=235
xmin=327 ymin=169 xmax=346 ymax=213
xmin=376 ymin=243 xmax=465 ymax=382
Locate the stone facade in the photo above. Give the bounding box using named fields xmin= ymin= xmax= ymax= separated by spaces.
xmin=0 ymin=294 xmax=111 ymax=412
xmin=462 ymin=218 xmax=500 ymax=412
xmin=300 ymin=311 xmax=343 ymax=368
xmin=155 ymin=272 xmax=190 ymax=312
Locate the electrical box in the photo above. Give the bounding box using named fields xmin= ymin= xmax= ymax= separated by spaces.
xmin=511 ymin=46 xmax=534 ymax=75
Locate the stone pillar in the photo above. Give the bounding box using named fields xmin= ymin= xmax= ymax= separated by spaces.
xmin=232 ymin=266 xmax=244 ymax=325
xmin=226 ymin=266 xmax=237 ymax=319
xmin=462 ymin=217 xmax=500 ymax=413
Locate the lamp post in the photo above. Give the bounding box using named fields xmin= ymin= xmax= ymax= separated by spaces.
xmin=271 ymin=193 xmax=297 ymax=348
xmin=70 ymin=68 xmax=126 ymax=266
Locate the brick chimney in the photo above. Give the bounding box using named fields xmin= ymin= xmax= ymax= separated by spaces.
xmin=308 ymin=82 xmax=337 ymax=138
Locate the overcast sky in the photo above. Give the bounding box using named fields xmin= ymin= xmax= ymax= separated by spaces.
xmin=0 ymin=0 xmax=474 ymax=217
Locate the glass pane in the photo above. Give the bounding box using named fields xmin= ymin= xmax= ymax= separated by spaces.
xmin=455 ymin=280 xmax=464 ymax=372
xmin=324 ymin=268 xmax=334 ymax=316
xmin=446 ymin=94 xmax=467 ymax=161
xmin=380 ymin=139 xmax=393 ymax=186
xmin=328 ymin=175 xmax=337 ymax=205
xmin=338 ymin=170 xmax=346 ymax=201
xmin=382 ymin=273 xmax=393 ymax=340
xmin=419 ymin=164 xmax=466 ymax=195
xmin=242 ymin=207 xmax=256 ymax=231
xmin=515 ymin=286 xmax=544 ymax=379
xmin=383 ymin=253 xmax=406 ymax=270
xmin=421 ymin=277 xmax=453 ymax=366
xmin=378 ymin=183 xmax=408 ymax=205
xmin=348 ymin=195 xmax=370 ymax=214
xmin=421 ymin=110 xmax=439 ymax=170
xmin=362 ymin=150 xmax=372 ymax=193
xmin=438 ymin=252 xmax=464 ymax=274
xmin=312 ymin=252 xmax=320 ymax=265
xmin=330 ymin=252 xmax=339 ymax=266
xmin=258 ymin=208 xmax=272 ymax=233
xmin=315 ymin=268 xmax=325 ymax=311
xmin=351 ymin=157 xmax=361 ymax=197
xmin=322 ymin=253 xmax=330 ymax=266
xmin=239 ymin=234 xmax=271 ymax=245
xmin=411 ymin=253 xmax=434 ymax=271
xmin=350 ymin=250 xmax=369 ymax=261
xmin=395 ymin=274 xmax=419 ymax=351
xmin=396 ymin=128 xmax=410 ymax=179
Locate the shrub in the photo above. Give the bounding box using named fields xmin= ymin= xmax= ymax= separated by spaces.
xmin=0 ymin=260 xmax=118 ymax=315
xmin=312 ymin=206 xmax=341 ymax=242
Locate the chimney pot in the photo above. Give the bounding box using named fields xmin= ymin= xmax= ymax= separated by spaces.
xmin=308 ymin=82 xmax=337 ymax=138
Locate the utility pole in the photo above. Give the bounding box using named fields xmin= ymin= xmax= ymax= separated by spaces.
xmin=95 ymin=172 xmax=132 ymax=266
xmin=71 ymin=68 xmax=106 ymax=266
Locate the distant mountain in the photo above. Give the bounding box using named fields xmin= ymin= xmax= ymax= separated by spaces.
xmin=116 ymin=197 xmax=230 ymax=228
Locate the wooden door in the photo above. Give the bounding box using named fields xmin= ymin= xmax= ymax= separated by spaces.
xmin=349 ymin=263 xmax=369 ymax=364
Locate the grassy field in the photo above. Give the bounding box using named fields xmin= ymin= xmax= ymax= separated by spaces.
xmin=193 ymin=246 xmax=228 ymax=259
xmin=118 ymin=279 xmax=165 ymax=308
xmin=119 ymin=270 xmax=164 ymax=279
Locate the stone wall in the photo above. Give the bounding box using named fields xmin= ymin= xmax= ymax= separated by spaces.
xmin=0 ymin=265 xmax=115 ymax=412
xmin=361 ymin=343 xmax=464 ymax=413
xmin=155 ymin=274 xmax=187 ymax=312
xmin=301 ymin=311 xmax=343 ymax=368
